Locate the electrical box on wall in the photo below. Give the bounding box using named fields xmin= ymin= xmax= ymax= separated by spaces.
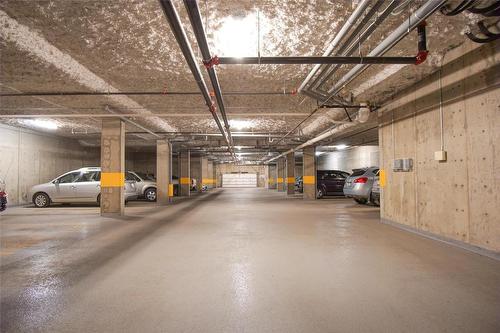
xmin=393 ymin=158 xmax=413 ymax=172
xmin=434 ymin=150 xmax=447 ymax=162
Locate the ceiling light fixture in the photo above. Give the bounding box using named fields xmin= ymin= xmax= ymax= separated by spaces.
xmin=214 ymin=12 xmax=268 ymax=57
xmin=229 ymin=119 xmax=253 ymax=130
xmin=24 ymin=119 xmax=59 ymax=130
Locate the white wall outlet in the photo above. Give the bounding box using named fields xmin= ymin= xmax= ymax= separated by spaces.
xmin=434 ymin=150 xmax=447 ymax=162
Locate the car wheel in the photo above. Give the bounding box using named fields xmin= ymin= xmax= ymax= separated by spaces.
xmin=370 ymin=193 xmax=380 ymax=206
xmin=316 ymin=188 xmax=324 ymax=199
xmin=144 ymin=188 xmax=156 ymax=202
xmin=354 ymin=198 xmax=367 ymax=204
xmin=33 ymin=192 xmax=50 ymax=208
xmin=97 ymin=194 xmax=101 ymax=206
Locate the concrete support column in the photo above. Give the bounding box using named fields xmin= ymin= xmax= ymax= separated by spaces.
xmin=100 ymin=119 xmax=125 ymax=216
xmin=156 ymin=140 xmax=172 ymax=205
xmin=286 ymin=152 xmax=295 ymax=195
xmin=179 ymin=150 xmax=190 ymax=197
xmin=191 ymin=156 xmax=202 ymax=192
xmin=213 ymin=162 xmax=218 ymax=188
xmin=277 ymin=158 xmax=285 ymax=192
xmin=267 ymin=164 xmax=277 ymax=189
xmin=303 ymin=146 xmax=317 ymax=200
xmin=200 ymin=157 xmax=210 ymax=190
xmin=207 ymin=161 xmax=214 ymax=189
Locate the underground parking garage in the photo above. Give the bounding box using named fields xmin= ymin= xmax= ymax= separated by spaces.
xmin=0 ymin=0 xmax=499 ymax=331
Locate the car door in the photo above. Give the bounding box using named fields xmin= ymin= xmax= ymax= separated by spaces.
xmin=52 ymin=171 xmax=80 ymax=202
xmin=126 ymin=172 xmax=142 ymax=196
xmin=332 ymin=172 xmax=346 ymax=194
xmin=74 ymin=171 xmax=101 ymax=202
xmin=323 ymin=172 xmax=337 ymax=194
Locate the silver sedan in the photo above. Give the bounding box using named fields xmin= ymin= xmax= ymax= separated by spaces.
xmin=29 ymin=167 xmax=137 ymax=208
xmin=343 ymin=167 xmax=379 ymax=204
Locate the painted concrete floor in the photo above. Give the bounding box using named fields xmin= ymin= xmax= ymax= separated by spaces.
xmin=1 ymin=188 xmax=499 ymax=332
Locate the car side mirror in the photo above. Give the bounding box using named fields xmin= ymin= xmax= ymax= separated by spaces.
xmin=53 ymin=179 xmax=59 ymax=184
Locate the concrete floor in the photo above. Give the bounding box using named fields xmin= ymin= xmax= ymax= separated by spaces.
xmin=1 ymin=188 xmax=499 ymax=332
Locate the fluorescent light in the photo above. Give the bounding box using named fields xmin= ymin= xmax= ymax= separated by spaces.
xmin=24 ymin=119 xmax=59 ymax=130
xmin=229 ymin=119 xmax=253 ymax=130
xmin=214 ymin=12 xmax=269 ymax=57
xmin=335 ymin=144 xmax=348 ymax=150
xmin=315 ymin=151 xmax=324 ymax=156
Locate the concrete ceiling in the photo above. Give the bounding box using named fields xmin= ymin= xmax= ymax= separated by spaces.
xmin=0 ymin=0 xmax=475 ymax=161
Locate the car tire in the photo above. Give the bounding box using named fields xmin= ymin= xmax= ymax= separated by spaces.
xmin=316 ymin=188 xmax=324 ymax=199
xmin=370 ymin=193 xmax=380 ymax=206
xmin=354 ymin=198 xmax=367 ymax=204
xmin=144 ymin=188 xmax=156 ymax=202
xmin=33 ymin=192 xmax=50 ymax=208
xmin=97 ymin=194 xmax=101 ymax=206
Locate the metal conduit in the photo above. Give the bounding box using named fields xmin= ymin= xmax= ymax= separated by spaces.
xmin=217 ymin=56 xmax=418 ymax=65
xmin=298 ymin=0 xmax=371 ymax=93
xmin=327 ymin=0 xmax=445 ymax=95
xmin=0 ymin=91 xmax=299 ymax=97
xmin=157 ymin=0 xmax=234 ymax=158
xmin=267 ymin=0 xmax=443 ymax=163
xmin=313 ymin=0 xmax=402 ymax=92
xmin=308 ymin=0 xmax=386 ymax=91
xmin=183 ymin=0 xmax=233 ymax=146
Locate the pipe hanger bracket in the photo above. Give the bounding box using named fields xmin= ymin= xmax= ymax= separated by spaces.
xmin=203 ymin=56 xmax=220 ymax=69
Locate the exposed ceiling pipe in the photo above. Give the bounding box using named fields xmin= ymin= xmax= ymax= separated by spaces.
xmin=183 ymin=0 xmax=234 ymax=147
xmin=0 ymin=91 xmax=300 ymax=97
xmin=267 ymin=105 xmax=373 ymax=163
xmin=217 ymin=55 xmax=419 ymax=65
xmin=327 ymin=0 xmax=445 ymax=95
xmin=157 ymin=0 xmax=235 ymax=159
xmin=298 ymin=0 xmax=372 ymax=93
xmin=308 ymin=0 xmax=386 ymax=91
xmin=312 ymin=0 xmax=402 ymax=92
xmin=105 ymin=105 xmax=162 ymax=139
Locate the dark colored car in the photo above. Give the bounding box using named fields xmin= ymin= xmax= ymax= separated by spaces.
xmin=317 ymin=170 xmax=350 ymax=199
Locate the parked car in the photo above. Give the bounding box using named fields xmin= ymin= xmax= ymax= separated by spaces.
xmin=126 ymin=171 xmax=157 ymax=202
xmin=371 ymin=176 xmax=380 ymax=206
xmin=29 ymin=167 xmax=137 ymax=208
xmin=343 ymin=167 xmax=379 ymax=204
xmin=317 ymin=170 xmax=350 ymax=199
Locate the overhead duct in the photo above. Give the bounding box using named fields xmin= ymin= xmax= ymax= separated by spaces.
xmin=267 ymin=104 xmax=373 ymax=163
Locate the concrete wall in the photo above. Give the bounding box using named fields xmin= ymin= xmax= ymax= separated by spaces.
xmin=0 ymin=124 xmax=99 ymax=205
xmin=215 ymin=164 xmax=267 ymax=187
xmin=317 ymin=146 xmax=379 ymax=173
xmin=378 ymin=41 xmax=500 ymax=253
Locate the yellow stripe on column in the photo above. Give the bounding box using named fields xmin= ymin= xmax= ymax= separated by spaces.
xmin=268 ymin=178 xmax=275 ymax=184
xmin=379 ymin=169 xmax=386 ymax=187
xmin=101 ymin=172 xmax=124 ymax=187
xmin=202 ymin=178 xmax=214 ymax=185
xmin=180 ymin=177 xmax=191 ymax=185
xmin=303 ymin=175 xmax=315 ymax=185
xmin=286 ymin=177 xmax=295 ymax=184
xmin=277 ymin=177 xmax=283 ymax=183
xmin=168 ymin=184 xmax=174 ymax=197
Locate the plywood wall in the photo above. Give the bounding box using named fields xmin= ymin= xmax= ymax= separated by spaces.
xmin=379 ymin=41 xmax=500 ymax=252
